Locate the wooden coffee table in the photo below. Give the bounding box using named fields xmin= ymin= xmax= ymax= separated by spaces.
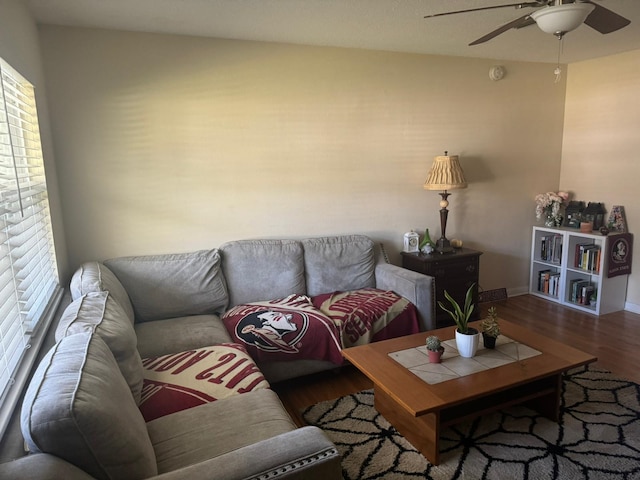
xmin=342 ymin=319 xmax=596 ymax=465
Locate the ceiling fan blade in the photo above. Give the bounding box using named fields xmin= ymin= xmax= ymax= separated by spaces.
xmin=424 ymin=2 xmax=543 ymax=19
xmin=469 ymin=14 xmax=533 ymax=45
xmin=515 ymin=17 xmax=537 ymax=29
xmin=583 ymin=1 xmax=631 ymax=34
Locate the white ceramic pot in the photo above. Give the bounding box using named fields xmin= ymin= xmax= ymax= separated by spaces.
xmin=455 ymin=328 xmax=480 ymax=358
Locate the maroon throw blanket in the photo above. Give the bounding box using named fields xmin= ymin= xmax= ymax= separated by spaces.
xmin=139 ymin=343 xmax=269 ymax=421
xmin=312 ymin=288 xmax=420 ymax=348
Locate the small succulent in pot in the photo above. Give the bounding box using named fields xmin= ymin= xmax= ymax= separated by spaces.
xmin=480 ymin=306 xmax=500 ymax=349
xmin=426 ymin=335 xmax=445 ymax=363
xmin=426 ymin=335 xmax=442 ymax=351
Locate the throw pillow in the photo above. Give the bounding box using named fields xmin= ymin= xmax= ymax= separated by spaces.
xmin=139 ymin=343 xmax=269 ymax=422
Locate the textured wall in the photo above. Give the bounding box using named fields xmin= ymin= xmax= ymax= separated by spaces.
xmin=39 ymin=26 xmax=567 ymax=294
xmin=563 ymin=50 xmax=640 ymax=311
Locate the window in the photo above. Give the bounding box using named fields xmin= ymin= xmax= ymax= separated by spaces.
xmin=0 ymin=58 xmax=61 ymax=429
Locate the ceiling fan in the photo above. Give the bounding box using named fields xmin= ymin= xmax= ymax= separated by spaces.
xmin=424 ymin=0 xmax=631 ymax=45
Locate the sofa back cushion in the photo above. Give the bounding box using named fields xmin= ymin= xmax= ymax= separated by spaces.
xmin=104 ymin=249 xmax=228 ymax=323
xmin=70 ymin=261 xmax=135 ymax=323
xmin=302 ymin=235 xmax=376 ymax=296
xmin=220 ymin=240 xmax=306 ymax=307
xmin=55 ymin=291 xmax=144 ymax=404
xmin=21 ymin=332 xmax=157 ymax=480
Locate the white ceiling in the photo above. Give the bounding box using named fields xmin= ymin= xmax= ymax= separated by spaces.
xmin=26 ymin=0 xmax=640 ymax=64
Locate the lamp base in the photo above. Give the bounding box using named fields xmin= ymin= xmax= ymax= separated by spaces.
xmin=435 ymin=237 xmax=454 ymax=254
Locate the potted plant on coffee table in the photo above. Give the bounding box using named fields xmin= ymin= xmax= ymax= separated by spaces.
xmin=425 ymin=335 xmax=445 ymax=363
xmin=438 ymin=284 xmax=479 ymax=358
xmin=480 ymin=306 xmax=500 ymax=349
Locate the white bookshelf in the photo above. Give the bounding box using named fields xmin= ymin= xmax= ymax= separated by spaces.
xmin=529 ymin=226 xmax=628 ymax=315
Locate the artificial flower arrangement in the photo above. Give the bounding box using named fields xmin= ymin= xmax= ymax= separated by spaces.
xmin=535 ymin=191 xmax=570 ymax=226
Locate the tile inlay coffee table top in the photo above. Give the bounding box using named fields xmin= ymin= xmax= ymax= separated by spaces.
xmin=342 ymin=318 xmax=597 ymax=465
xmin=389 ymin=336 xmax=542 ymax=385
xmin=342 ymin=319 xmax=597 ymax=417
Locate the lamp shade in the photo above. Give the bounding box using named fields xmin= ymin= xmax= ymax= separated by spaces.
xmin=530 ymin=3 xmax=595 ymax=35
xmin=424 ymin=154 xmax=467 ymax=191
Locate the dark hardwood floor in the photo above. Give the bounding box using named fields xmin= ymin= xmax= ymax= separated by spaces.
xmin=272 ymin=294 xmax=640 ymax=427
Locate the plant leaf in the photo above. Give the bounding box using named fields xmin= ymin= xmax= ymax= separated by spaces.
xmin=463 ymin=283 xmax=475 ymax=322
xmin=440 ymin=290 xmax=468 ymax=333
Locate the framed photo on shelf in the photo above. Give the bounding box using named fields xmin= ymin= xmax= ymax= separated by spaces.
xmin=607 ymin=205 xmax=627 ymax=233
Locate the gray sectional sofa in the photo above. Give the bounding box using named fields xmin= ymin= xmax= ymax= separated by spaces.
xmin=1 ymin=235 xmax=435 ymax=480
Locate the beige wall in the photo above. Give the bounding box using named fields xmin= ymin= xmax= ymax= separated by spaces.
xmin=39 ymin=26 xmax=568 ymax=294
xmin=563 ymin=50 xmax=640 ymax=311
xmin=0 ymin=0 xmax=69 ymax=280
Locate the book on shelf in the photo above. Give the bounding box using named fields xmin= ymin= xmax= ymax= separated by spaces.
xmin=540 ymin=234 xmax=563 ymax=264
xmin=574 ymin=242 xmax=601 ymax=273
xmin=568 ymin=279 xmax=596 ymax=305
xmin=537 ymin=269 xmax=560 ymax=296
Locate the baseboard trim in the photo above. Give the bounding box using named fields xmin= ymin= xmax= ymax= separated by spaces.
xmin=499 ymin=289 xmax=638 ymax=315
xmin=507 ymin=287 xmax=529 ymax=297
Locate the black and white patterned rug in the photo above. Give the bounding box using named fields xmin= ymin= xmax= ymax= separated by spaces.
xmin=302 ymin=365 xmax=640 ymax=479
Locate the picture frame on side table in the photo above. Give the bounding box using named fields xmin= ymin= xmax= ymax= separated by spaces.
xmin=607 ymin=206 xmax=627 ymax=233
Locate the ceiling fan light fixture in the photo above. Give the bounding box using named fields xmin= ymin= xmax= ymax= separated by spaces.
xmin=530 ymin=3 xmax=595 ymax=35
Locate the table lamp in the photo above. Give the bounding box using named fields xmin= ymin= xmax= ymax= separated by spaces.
xmin=423 ymin=152 xmax=467 ymax=254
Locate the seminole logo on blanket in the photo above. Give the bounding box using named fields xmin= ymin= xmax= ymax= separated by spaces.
xmin=222 ymin=295 xmax=343 ymax=365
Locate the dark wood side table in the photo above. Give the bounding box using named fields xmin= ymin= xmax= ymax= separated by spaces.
xmin=401 ymin=248 xmax=482 ymax=329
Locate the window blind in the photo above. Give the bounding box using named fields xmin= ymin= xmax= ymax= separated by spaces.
xmin=0 ymin=58 xmax=60 ymax=408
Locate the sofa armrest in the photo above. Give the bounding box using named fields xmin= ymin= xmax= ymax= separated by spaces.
xmin=153 ymin=426 xmax=342 ymax=480
xmin=0 ymin=454 xmax=98 ymax=480
xmin=375 ymin=262 xmax=435 ymax=331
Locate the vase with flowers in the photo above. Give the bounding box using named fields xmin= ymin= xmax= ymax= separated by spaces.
xmin=535 ymin=191 xmax=570 ymax=227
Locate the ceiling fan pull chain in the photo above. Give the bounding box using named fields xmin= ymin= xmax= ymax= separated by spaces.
xmin=554 ymin=34 xmax=564 ymax=83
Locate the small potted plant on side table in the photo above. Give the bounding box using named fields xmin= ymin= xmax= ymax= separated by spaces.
xmin=480 ymin=306 xmax=500 ymax=349
xmin=426 ymin=335 xmax=445 ymax=363
xmin=438 ymin=283 xmax=479 ymax=358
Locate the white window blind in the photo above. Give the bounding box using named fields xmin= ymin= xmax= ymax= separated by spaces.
xmin=0 ymin=57 xmax=60 ymax=407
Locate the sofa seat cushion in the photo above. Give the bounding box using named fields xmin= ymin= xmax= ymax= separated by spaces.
xmin=302 ymin=235 xmax=376 ymax=296
xmin=312 ymin=288 xmax=420 ymax=347
xmin=55 ymin=291 xmax=144 ymax=404
xmin=135 ymin=314 xmax=232 ymax=358
xmin=220 ymin=239 xmax=306 ymax=307
xmin=147 ymin=389 xmax=296 ymax=474
xmin=21 ymin=332 xmax=157 ymax=480
xmin=104 ymin=249 xmax=228 ymax=323
xmin=222 ymin=295 xmax=343 ymax=365
xmin=139 ymin=343 xmax=269 ymax=422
